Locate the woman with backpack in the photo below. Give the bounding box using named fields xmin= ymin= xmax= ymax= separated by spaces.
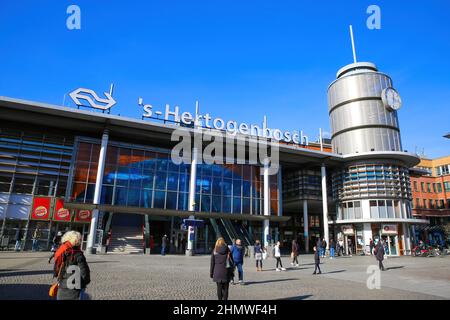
xmin=52 ymin=231 xmax=90 ymax=300
xmin=210 ymin=237 xmax=234 ymax=300
xmin=254 ymin=240 xmax=265 ymax=271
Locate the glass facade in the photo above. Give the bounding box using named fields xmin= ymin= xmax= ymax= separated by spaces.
xmin=70 ymin=140 xmax=279 ymax=215
xmin=332 ymin=164 xmax=412 ymax=201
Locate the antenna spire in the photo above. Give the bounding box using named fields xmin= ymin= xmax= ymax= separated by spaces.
xmin=349 ymin=25 xmax=357 ymax=63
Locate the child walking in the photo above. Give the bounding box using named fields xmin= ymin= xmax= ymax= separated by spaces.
xmin=254 ymin=240 xmax=264 ymax=271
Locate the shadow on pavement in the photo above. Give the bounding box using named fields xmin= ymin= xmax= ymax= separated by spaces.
xmin=0 ymin=283 xmax=52 ymax=300
xmin=0 ymin=269 xmax=53 ymax=278
xmin=244 ymin=278 xmax=300 ymax=285
xmin=385 ymin=266 xmax=405 ymax=271
xmin=279 ymin=294 xmax=313 ymax=300
xmin=87 ymin=261 xmax=120 ymax=264
xmin=322 ymin=270 xmax=346 ymax=274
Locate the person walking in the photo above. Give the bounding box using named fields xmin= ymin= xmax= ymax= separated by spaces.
xmin=313 ymin=246 xmax=322 ymax=274
xmin=321 ymin=238 xmax=327 ymax=258
xmin=254 ymin=240 xmax=264 ymax=271
xmin=369 ymin=238 xmax=374 ymax=255
xmin=274 ymin=241 xmax=286 ymax=271
xmin=338 ymin=238 xmax=344 ymax=256
xmin=210 ymin=238 xmax=233 ymax=300
xmin=231 ymin=239 xmax=245 ymax=285
xmin=317 ymin=238 xmax=323 ymax=258
xmin=53 ymin=231 xmax=90 ymax=300
xmin=291 ymin=240 xmax=299 ymax=267
xmin=32 ymin=226 xmax=41 ymax=252
xmin=329 ymin=238 xmax=335 ymax=259
xmin=14 ymin=227 xmax=22 ymax=252
xmin=48 ymin=231 xmax=63 ymax=263
xmin=161 ymin=234 xmax=168 ymax=256
xmin=347 ymin=238 xmax=353 ymax=256
xmin=374 ymin=240 xmax=386 ymax=271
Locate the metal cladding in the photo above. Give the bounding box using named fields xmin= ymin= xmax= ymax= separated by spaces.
xmin=328 ymin=62 xmax=402 ymax=155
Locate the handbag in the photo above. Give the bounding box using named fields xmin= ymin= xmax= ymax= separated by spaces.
xmin=49 ymin=261 xmax=64 ymax=298
xmin=225 ymin=251 xmax=234 ymax=269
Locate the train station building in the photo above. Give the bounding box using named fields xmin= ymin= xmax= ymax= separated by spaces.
xmin=0 ymin=60 xmax=429 ymax=256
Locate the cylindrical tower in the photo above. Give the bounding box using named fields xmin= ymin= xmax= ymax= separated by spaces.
xmin=328 ymin=62 xmax=425 ymax=256
xmin=328 ymin=62 xmax=402 ymax=155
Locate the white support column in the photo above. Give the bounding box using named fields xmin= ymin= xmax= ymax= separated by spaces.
xmin=303 ymin=199 xmax=309 ymax=253
xmin=263 ymin=161 xmax=270 ymax=248
xmin=403 ymin=223 xmax=411 ymax=255
xmin=321 ymin=164 xmax=330 ymax=251
xmin=186 ymin=147 xmax=198 ymax=256
xmin=362 ymin=223 xmax=372 ymax=255
xmin=86 ymin=129 xmax=109 ymax=254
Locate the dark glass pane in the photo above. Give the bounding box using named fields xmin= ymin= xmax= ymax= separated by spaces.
xmin=140 ymin=189 xmax=153 ymax=208
xmin=233 ymin=179 xmax=242 ymax=197
xmin=168 ymin=159 xmax=180 ymax=173
xmin=178 ymin=192 xmax=188 ymax=211
xmin=242 ymin=198 xmax=251 ymax=214
xmin=212 ymin=178 xmax=222 ymax=195
xmin=101 ymin=186 xmax=114 ymax=205
xmin=201 ymin=194 xmax=211 ymax=212
xmin=233 ymin=197 xmax=241 ymax=214
xmin=223 ymin=196 xmax=231 ymax=213
xmin=223 ymin=164 xmax=233 ymax=178
xmin=178 ymin=174 xmax=189 ymax=192
xmin=72 ymin=183 xmax=86 ymax=202
xmin=211 ymin=195 xmax=222 ymax=212
xmin=167 ymin=172 xmax=179 ymax=191
xmin=85 ymin=184 xmax=95 ymax=202
xmin=200 ymin=176 xmax=212 ymax=194
xmin=155 ymin=172 xmax=167 ymax=190
xmin=105 ymin=146 xmax=118 ymax=165
xmin=243 ymin=181 xmax=251 ymax=198
xmin=74 ymin=162 xmax=89 ymax=182
xmin=127 ymin=189 xmax=140 ymax=206
xmin=142 ymin=173 xmax=154 ymax=189
xmin=223 ymin=179 xmax=232 ymax=196
xmin=166 ymin=192 xmax=177 ymax=210
xmin=103 ymin=165 xmax=116 ymax=184
xmin=76 ymin=143 xmax=91 ymax=162
xmin=114 ymin=187 xmax=128 ymax=205
xmin=156 ymin=153 xmax=169 ymax=171
xmin=154 ymin=191 xmax=166 ymax=208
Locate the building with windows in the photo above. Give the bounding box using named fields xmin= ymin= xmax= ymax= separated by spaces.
xmin=410 ymin=156 xmax=450 ymax=246
xmin=0 ymin=60 xmax=429 ymax=256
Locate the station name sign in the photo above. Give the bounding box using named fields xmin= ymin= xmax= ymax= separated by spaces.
xmin=139 ymin=99 xmax=309 ymax=146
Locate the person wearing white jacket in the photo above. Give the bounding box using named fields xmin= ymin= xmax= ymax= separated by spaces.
xmin=274 ymin=241 xmax=286 ymax=271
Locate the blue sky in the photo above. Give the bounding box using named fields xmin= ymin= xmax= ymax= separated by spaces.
xmin=0 ymin=0 xmax=449 ymax=158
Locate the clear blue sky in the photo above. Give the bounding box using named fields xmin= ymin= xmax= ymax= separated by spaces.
xmin=0 ymin=0 xmax=449 ymax=158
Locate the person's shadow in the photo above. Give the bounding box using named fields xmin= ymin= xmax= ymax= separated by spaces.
xmin=244 ymin=278 xmax=300 ymax=285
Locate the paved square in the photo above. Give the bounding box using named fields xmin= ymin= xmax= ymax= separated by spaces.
xmin=1 ymin=252 xmax=449 ymax=300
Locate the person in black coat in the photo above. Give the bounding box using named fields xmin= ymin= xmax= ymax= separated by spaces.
xmin=53 ymin=231 xmax=90 ymax=300
xmin=14 ymin=227 xmax=22 ymax=251
xmin=374 ymin=240 xmax=386 ymax=271
xmin=210 ymin=237 xmax=234 ymax=300
xmin=313 ymin=246 xmax=322 ymax=275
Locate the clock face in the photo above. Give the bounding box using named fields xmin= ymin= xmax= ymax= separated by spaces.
xmin=382 ymin=87 xmax=402 ymax=111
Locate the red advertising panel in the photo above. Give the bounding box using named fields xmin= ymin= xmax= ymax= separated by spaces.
xmin=74 ymin=209 xmax=92 ymax=223
xmin=30 ymin=197 xmax=51 ymax=220
xmin=53 ymin=198 xmax=71 ymax=222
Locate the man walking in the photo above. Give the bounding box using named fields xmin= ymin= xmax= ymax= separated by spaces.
xmin=312 ymin=246 xmax=322 ymax=275
xmin=32 ymin=226 xmax=41 ymax=252
xmin=321 ymin=238 xmax=327 ymax=258
xmin=338 ymin=238 xmax=344 ymax=256
xmin=161 ymin=234 xmax=168 ymax=256
xmin=231 ymin=239 xmax=245 ymax=285
xmin=369 ymin=238 xmax=374 ymax=255
xmin=14 ymin=227 xmax=22 ymax=252
xmin=374 ymin=240 xmax=386 ymax=271
xmin=329 ymin=238 xmax=335 ymax=259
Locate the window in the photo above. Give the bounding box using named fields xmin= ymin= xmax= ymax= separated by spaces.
xmin=437 ymin=183 xmax=442 ymax=193
xmin=413 ymin=181 xmax=418 ymax=192
xmin=444 ymin=182 xmax=450 ymax=192
xmin=432 ymin=183 xmax=436 ymax=193
xmin=427 ymin=183 xmax=431 ymax=193
xmin=421 ymin=182 xmax=425 ymax=192
xmin=370 ymin=200 xmax=378 ymax=218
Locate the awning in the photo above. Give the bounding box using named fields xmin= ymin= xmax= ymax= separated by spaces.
xmin=64 ymin=202 xmax=291 ymax=223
